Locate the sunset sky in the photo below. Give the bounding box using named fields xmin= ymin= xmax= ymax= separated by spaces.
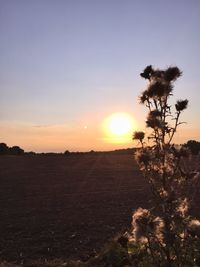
xmin=1 ymin=0 xmax=199 ymax=152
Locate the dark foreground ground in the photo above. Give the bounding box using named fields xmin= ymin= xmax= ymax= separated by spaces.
xmin=0 ymin=153 xmax=199 ymax=264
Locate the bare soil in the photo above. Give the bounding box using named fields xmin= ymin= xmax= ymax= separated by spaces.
xmin=0 ymin=153 xmax=199 ymax=263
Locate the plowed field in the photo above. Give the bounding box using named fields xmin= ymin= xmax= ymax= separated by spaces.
xmin=0 ymin=153 xmax=199 ymax=263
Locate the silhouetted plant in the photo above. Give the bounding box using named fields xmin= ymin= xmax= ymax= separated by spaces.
xmin=130 ymin=66 xmax=200 ymax=266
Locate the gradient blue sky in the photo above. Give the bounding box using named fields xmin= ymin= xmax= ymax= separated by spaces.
xmin=0 ymin=0 xmax=199 ymax=152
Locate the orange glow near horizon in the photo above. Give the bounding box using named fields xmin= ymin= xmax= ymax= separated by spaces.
xmin=0 ymin=115 xmax=199 ymax=152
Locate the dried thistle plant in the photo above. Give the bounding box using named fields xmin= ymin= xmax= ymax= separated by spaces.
xmin=130 ymin=66 xmax=200 ymax=267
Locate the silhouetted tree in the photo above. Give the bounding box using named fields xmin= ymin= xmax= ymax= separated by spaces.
xmin=184 ymin=140 xmax=200 ymax=155
xmin=64 ymin=150 xmax=70 ymax=155
xmin=9 ymin=146 xmax=24 ymax=155
xmin=0 ymin=143 xmax=9 ymax=155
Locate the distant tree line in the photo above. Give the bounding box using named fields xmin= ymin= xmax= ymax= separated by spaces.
xmin=0 ymin=143 xmax=24 ymax=155
xmin=0 ymin=141 xmax=199 ymax=156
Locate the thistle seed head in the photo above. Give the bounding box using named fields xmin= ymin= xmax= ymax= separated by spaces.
xmin=175 ymin=99 xmax=188 ymax=111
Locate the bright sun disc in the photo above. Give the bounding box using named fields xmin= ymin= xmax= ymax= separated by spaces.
xmin=103 ymin=112 xmax=135 ymax=143
xmin=109 ymin=114 xmax=132 ymax=135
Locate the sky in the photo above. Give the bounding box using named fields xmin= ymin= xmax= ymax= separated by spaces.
xmin=0 ymin=0 xmax=199 ymax=152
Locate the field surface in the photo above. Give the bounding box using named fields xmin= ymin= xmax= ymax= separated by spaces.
xmin=0 ymin=153 xmax=199 ymax=263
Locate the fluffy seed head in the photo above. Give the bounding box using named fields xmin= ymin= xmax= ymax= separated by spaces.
xmin=140 ymin=65 xmax=153 ymax=79
xmin=133 ymin=131 xmax=145 ymax=142
xmin=175 ymin=99 xmax=188 ymax=111
xmin=147 ymin=81 xmax=173 ymax=98
xmin=176 ymin=198 xmax=189 ymax=217
xmin=188 ymin=219 xmax=200 ymax=237
xmin=164 ymin=67 xmax=182 ymax=82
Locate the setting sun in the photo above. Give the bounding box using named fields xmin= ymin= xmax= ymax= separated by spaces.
xmin=108 ymin=113 xmax=133 ymax=136
xmin=103 ymin=113 xmax=135 ymax=144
